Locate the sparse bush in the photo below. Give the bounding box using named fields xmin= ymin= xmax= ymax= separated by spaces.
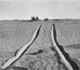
xmin=31 ymin=16 xmax=35 ymax=21
xmin=30 ymin=16 xmax=40 ymax=21
xmin=35 ymin=17 xmax=39 ymax=21
xmin=44 ymin=18 xmax=49 ymax=21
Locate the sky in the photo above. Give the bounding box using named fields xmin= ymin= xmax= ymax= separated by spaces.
xmin=0 ymin=0 xmax=80 ymax=20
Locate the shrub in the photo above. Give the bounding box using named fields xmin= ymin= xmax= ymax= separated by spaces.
xmin=30 ymin=16 xmax=40 ymax=21
xmin=44 ymin=18 xmax=49 ymax=21
xmin=31 ymin=16 xmax=35 ymax=21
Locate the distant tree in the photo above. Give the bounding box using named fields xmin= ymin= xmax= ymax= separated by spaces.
xmin=44 ymin=18 xmax=49 ymax=21
xmin=35 ymin=17 xmax=40 ymax=21
xmin=31 ymin=16 xmax=35 ymax=21
xmin=30 ymin=16 xmax=40 ymax=21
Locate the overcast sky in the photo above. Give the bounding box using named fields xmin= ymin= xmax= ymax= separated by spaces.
xmin=0 ymin=0 xmax=80 ymax=20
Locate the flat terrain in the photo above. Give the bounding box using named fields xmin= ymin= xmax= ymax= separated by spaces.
xmin=0 ymin=19 xmax=80 ymax=68
xmin=0 ymin=19 xmax=80 ymax=51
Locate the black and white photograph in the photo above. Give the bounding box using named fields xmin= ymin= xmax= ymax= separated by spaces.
xmin=0 ymin=0 xmax=80 ymax=70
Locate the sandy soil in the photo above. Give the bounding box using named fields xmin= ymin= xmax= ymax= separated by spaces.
xmin=0 ymin=19 xmax=80 ymax=68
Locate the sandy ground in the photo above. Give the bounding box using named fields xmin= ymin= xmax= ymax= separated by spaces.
xmin=0 ymin=19 xmax=80 ymax=68
xmin=0 ymin=20 xmax=80 ymax=52
xmin=0 ymin=20 xmax=80 ymax=51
